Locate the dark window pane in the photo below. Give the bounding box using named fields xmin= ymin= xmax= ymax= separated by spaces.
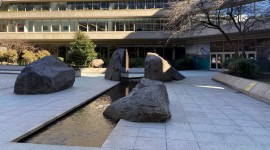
xmin=92 ymin=2 xmax=100 ymax=10
xmin=59 ymin=2 xmax=67 ymax=10
xmin=67 ymin=2 xmax=76 ymax=10
xmin=84 ymin=2 xmax=92 ymax=10
xmin=42 ymin=3 xmax=50 ymax=11
xmin=76 ymin=2 xmax=84 ymax=10
xmin=101 ymin=2 xmax=109 ymax=10
xmin=25 ymin=3 xmax=33 ymax=11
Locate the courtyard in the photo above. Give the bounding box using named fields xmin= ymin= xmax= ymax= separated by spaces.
xmin=0 ymin=71 xmax=270 ymax=150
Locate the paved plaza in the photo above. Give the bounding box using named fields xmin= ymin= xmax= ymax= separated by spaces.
xmin=1 ymin=71 xmax=270 ymax=150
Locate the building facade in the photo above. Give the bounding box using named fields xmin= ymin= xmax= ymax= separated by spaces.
xmin=0 ymin=0 xmax=269 ymax=70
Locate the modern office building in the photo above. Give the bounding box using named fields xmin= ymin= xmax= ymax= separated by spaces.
xmin=0 ymin=0 xmax=269 ymax=70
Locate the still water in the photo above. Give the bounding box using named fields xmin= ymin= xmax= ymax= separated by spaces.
xmin=21 ymin=80 xmax=139 ymax=147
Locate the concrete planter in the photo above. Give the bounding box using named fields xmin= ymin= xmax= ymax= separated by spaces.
xmin=212 ymin=73 xmax=270 ymax=104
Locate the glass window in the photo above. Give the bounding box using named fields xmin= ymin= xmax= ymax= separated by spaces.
xmin=8 ymin=20 xmax=16 ymax=32
xmin=118 ymin=1 xmax=127 ymax=9
xmin=59 ymin=2 xmax=67 ymax=10
xmin=0 ymin=20 xmax=8 ymax=32
xmin=115 ymin=19 xmax=125 ymax=31
xmin=42 ymin=3 xmax=50 ymax=11
xmin=107 ymin=19 xmax=114 ymax=31
xmin=34 ymin=3 xmax=42 ymax=11
xmin=128 ymin=0 xmax=136 ymax=9
xmin=52 ymin=20 xmax=60 ymax=32
xmin=137 ymin=0 xmax=145 ymax=9
xmin=43 ymin=20 xmax=51 ymax=32
xmin=34 ymin=20 xmax=42 ymax=32
xmin=125 ymin=19 xmax=134 ymax=31
xmin=97 ymin=19 xmax=106 ymax=31
xmin=135 ymin=19 xmax=143 ymax=31
xmin=101 ymin=2 xmax=109 ymax=10
xmin=153 ymin=18 xmax=162 ymax=31
xmin=79 ymin=19 xmax=88 ymax=31
xmin=50 ymin=2 xmax=59 ymax=11
xmin=70 ymin=19 xmax=78 ymax=31
xmin=156 ymin=0 xmax=163 ymax=8
xmin=92 ymin=2 xmax=101 ymax=10
xmin=17 ymin=20 xmax=25 ymax=32
xmin=84 ymin=2 xmax=92 ymax=10
xmin=146 ymin=0 xmax=155 ymax=9
xmin=67 ymin=2 xmax=76 ymax=10
xmin=110 ymin=2 xmax=118 ymax=10
xmin=17 ymin=3 xmax=25 ymax=11
xmin=61 ymin=19 xmax=70 ymax=32
xmin=25 ymin=20 xmax=34 ymax=32
xmin=25 ymin=3 xmax=34 ymax=11
xmin=76 ymin=2 xmax=84 ymax=10
xmin=88 ymin=19 xmax=96 ymax=31
xmin=8 ymin=4 xmax=17 ymax=11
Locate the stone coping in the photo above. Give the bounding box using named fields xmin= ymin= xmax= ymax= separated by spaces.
xmin=212 ymin=72 xmax=270 ymax=104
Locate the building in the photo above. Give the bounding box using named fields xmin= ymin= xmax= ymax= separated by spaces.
xmin=0 ymin=0 xmax=269 ymax=71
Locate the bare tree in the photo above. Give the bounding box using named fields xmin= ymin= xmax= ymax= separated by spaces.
xmin=166 ymin=0 xmax=270 ymax=57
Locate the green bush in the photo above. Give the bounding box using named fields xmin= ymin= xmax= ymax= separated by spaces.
xmin=228 ymin=58 xmax=256 ymax=78
xmin=4 ymin=49 xmax=18 ymax=64
xmin=22 ymin=50 xmax=37 ymax=64
xmin=172 ymin=58 xmax=194 ymax=70
xmin=0 ymin=50 xmax=6 ymax=65
xmin=36 ymin=50 xmax=50 ymax=59
xmin=223 ymin=58 xmax=235 ymax=69
xmin=68 ymin=31 xmax=97 ymax=67
xmin=129 ymin=58 xmax=145 ymax=68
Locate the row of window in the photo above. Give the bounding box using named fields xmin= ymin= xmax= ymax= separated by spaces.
xmin=0 ymin=18 xmax=166 ymax=32
xmin=1 ymin=0 xmax=169 ymax=11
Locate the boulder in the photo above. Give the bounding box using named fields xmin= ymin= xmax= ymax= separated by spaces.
xmin=144 ymin=52 xmax=185 ymax=82
xmin=14 ymin=55 xmax=75 ymax=94
xmin=103 ymin=78 xmax=171 ymax=122
xmin=105 ymin=49 xmax=128 ymax=81
xmin=90 ymin=59 xmax=104 ymax=68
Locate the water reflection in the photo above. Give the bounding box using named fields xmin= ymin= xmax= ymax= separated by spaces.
xmin=21 ymin=80 xmax=139 ymax=147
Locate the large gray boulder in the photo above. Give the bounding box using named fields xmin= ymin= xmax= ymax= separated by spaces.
xmin=14 ymin=55 xmax=75 ymax=94
xmin=105 ymin=49 xmax=128 ymax=81
xmin=145 ymin=53 xmax=185 ymax=82
xmin=103 ymin=78 xmax=171 ymax=122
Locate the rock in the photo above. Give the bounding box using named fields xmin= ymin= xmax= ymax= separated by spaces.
xmin=103 ymin=78 xmax=171 ymax=122
xmin=105 ymin=49 xmax=128 ymax=81
xmin=144 ymin=52 xmax=185 ymax=82
xmin=90 ymin=59 xmax=104 ymax=68
xmin=14 ymin=55 xmax=75 ymax=94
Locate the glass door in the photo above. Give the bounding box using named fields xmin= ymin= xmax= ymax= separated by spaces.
xmin=211 ymin=54 xmax=217 ymax=69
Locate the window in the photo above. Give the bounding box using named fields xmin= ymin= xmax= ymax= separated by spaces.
xmin=156 ymin=0 xmax=163 ymax=8
xmin=125 ymin=19 xmax=134 ymax=31
xmin=26 ymin=20 xmax=34 ymax=32
xmin=34 ymin=20 xmax=42 ymax=32
xmin=25 ymin=3 xmax=34 ymax=11
xmin=101 ymin=2 xmax=109 ymax=10
xmin=92 ymin=2 xmax=101 ymax=10
xmin=128 ymin=0 xmax=136 ymax=9
xmin=59 ymin=2 xmax=67 ymax=10
xmin=8 ymin=20 xmax=16 ymax=32
xmin=76 ymin=2 xmax=84 ymax=10
xmin=67 ymin=2 xmax=76 ymax=10
xmin=115 ymin=19 xmax=125 ymax=31
xmin=17 ymin=20 xmax=25 ymax=32
xmin=88 ymin=19 xmax=96 ymax=31
xmin=146 ymin=0 xmax=155 ymax=9
xmin=97 ymin=19 xmax=106 ymax=31
xmin=70 ymin=19 xmax=78 ymax=31
xmin=61 ymin=19 xmax=70 ymax=32
xmin=0 ymin=20 xmax=7 ymax=32
xmin=33 ymin=3 xmax=42 ymax=11
xmin=43 ymin=20 xmax=51 ymax=32
xmin=137 ymin=0 xmax=145 ymax=9
xmin=84 ymin=2 xmax=92 ymax=10
xmin=42 ymin=3 xmax=50 ymax=11
xmin=118 ymin=1 xmax=127 ymax=9
xmin=17 ymin=3 xmax=25 ymax=11
xmin=50 ymin=2 xmax=59 ymax=11
xmin=79 ymin=19 xmax=88 ymax=31
xmin=8 ymin=4 xmax=17 ymax=11
xmin=52 ymin=20 xmax=60 ymax=32
xmin=135 ymin=19 xmax=143 ymax=31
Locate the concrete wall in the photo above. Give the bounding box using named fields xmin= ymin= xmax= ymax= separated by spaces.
xmin=212 ymin=72 xmax=270 ymax=105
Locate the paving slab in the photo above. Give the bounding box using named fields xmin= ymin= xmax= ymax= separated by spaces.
xmin=1 ymin=71 xmax=270 ymax=150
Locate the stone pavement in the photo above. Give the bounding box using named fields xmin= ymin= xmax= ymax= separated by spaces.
xmin=1 ymin=71 xmax=270 ymax=150
xmin=102 ymin=71 xmax=270 ymax=150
